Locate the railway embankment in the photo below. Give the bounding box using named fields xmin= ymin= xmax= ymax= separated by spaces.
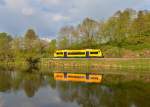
xmin=41 ymin=58 xmax=150 ymax=71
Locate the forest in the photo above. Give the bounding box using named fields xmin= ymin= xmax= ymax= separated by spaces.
xmin=0 ymin=8 xmax=150 ymax=62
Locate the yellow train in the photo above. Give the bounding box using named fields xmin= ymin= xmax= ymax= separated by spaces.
xmin=54 ymin=49 xmax=103 ymax=58
xmin=54 ymin=72 xmax=103 ymax=83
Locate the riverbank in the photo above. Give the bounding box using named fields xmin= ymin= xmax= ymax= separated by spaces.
xmin=0 ymin=58 xmax=149 ymax=72
xmin=41 ymin=58 xmax=150 ymax=71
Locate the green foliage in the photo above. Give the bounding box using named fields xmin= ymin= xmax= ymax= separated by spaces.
xmin=0 ymin=29 xmax=49 ymax=64
xmin=102 ymin=46 xmax=122 ymax=58
xmin=49 ymin=39 xmax=56 ymax=56
xmin=0 ymin=9 xmax=150 ymax=59
xmin=25 ymin=29 xmax=38 ymax=40
xmin=23 ymin=29 xmax=48 ymax=64
xmin=57 ymin=9 xmax=150 ymax=57
xmin=0 ymin=33 xmax=13 ymax=61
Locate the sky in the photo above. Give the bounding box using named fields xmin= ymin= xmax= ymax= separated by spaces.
xmin=0 ymin=0 xmax=150 ymax=39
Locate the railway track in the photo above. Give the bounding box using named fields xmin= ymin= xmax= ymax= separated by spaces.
xmin=51 ymin=58 xmax=150 ymax=60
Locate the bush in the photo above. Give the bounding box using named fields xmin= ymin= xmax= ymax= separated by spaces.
xmin=103 ymin=46 xmax=123 ymax=58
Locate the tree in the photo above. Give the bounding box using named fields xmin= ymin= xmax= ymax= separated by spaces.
xmin=57 ymin=26 xmax=73 ymax=49
xmin=11 ymin=36 xmax=24 ymax=59
xmin=23 ymin=29 xmax=43 ymax=66
xmin=0 ymin=33 xmax=13 ymax=61
xmin=49 ymin=39 xmax=56 ymax=55
xmin=78 ymin=18 xmax=99 ymax=48
xmin=24 ymin=29 xmax=38 ymax=40
xmin=99 ymin=9 xmax=136 ymax=47
xmin=130 ymin=10 xmax=150 ymax=44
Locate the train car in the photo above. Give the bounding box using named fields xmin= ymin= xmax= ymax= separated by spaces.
xmin=54 ymin=49 xmax=103 ymax=58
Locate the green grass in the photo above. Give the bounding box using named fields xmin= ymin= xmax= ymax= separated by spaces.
xmin=0 ymin=58 xmax=149 ymax=73
xmin=45 ymin=58 xmax=150 ymax=71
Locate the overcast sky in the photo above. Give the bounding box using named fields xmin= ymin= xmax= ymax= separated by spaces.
xmin=0 ymin=0 xmax=150 ymax=38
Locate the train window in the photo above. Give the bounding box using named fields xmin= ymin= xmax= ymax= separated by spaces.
xmin=68 ymin=52 xmax=85 ymax=55
xmin=90 ymin=52 xmax=98 ymax=54
xmin=56 ymin=52 xmax=63 ymax=55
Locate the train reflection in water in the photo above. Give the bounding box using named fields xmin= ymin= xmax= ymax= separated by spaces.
xmin=54 ymin=72 xmax=103 ymax=83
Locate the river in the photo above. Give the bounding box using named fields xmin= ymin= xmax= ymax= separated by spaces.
xmin=0 ymin=66 xmax=149 ymax=107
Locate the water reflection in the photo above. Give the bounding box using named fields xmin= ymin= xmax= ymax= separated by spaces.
xmin=0 ymin=67 xmax=149 ymax=107
xmin=54 ymin=72 xmax=103 ymax=83
xmin=0 ymin=69 xmax=45 ymax=98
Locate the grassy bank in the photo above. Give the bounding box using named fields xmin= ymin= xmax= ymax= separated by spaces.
xmin=0 ymin=58 xmax=149 ymax=72
xmin=42 ymin=58 xmax=150 ymax=71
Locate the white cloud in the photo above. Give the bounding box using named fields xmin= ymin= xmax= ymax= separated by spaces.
xmin=41 ymin=0 xmax=63 ymax=5
xmin=69 ymin=7 xmax=79 ymax=14
xmin=4 ymin=0 xmax=34 ymax=16
xmin=5 ymin=0 xmax=27 ymax=8
xmin=40 ymin=37 xmax=52 ymax=42
xmin=52 ymin=14 xmax=70 ymax=22
xmin=22 ymin=8 xmax=34 ymax=16
xmin=0 ymin=0 xmax=150 ymax=38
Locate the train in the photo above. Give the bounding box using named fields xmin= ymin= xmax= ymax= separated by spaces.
xmin=54 ymin=49 xmax=103 ymax=58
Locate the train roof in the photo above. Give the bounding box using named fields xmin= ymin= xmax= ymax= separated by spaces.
xmin=55 ymin=49 xmax=101 ymax=51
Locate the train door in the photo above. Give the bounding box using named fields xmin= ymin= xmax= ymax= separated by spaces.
xmin=64 ymin=52 xmax=67 ymax=58
xmin=86 ymin=51 xmax=90 ymax=58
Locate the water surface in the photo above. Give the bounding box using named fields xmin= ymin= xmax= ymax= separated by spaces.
xmin=0 ymin=67 xmax=149 ymax=107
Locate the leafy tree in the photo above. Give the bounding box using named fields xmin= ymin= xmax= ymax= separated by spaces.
xmin=0 ymin=33 xmax=13 ymax=61
xmin=11 ymin=36 xmax=24 ymax=59
xmin=49 ymin=39 xmax=56 ymax=56
xmin=78 ymin=18 xmax=99 ymax=48
xmin=57 ymin=26 xmax=72 ymax=49
xmin=0 ymin=9 xmax=150 ymax=59
xmin=130 ymin=10 xmax=150 ymax=44
xmin=23 ymin=29 xmax=45 ymax=65
xmin=24 ymin=29 xmax=38 ymax=40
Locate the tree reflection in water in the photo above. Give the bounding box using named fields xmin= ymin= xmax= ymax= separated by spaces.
xmin=0 ymin=67 xmax=45 ymax=97
xmin=54 ymin=74 xmax=150 ymax=107
xmin=0 ymin=67 xmax=149 ymax=107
